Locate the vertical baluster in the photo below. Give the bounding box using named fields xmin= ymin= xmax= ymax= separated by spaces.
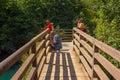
xmin=31 ymin=43 xmax=37 ymax=79
xmin=92 ymin=44 xmax=98 ymax=80
xmin=44 ymin=36 xmax=47 ymax=63
xmin=44 ymin=32 xmax=49 ymax=63
xmin=79 ymin=33 xmax=83 ymax=47
xmin=78 ymin=33 xmax=82 ymax=58
xmin=72 ymin=28 xmax=75 ymax=46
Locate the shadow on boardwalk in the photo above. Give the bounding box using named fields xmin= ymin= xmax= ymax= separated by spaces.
xmin=44 ymin=51 xmax=77 ymax=80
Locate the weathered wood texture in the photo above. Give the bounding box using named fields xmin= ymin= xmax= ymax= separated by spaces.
xmin=1 ymin=27 xmax=120 ymax=80
xmin=58 ymin=29 xmax=72 ymax=42
xmin=73 ymin=27 xmax=120 ymax=80
xmin=41 ymin=28 xmax=72 ymax=42
xmin=0 ymin=29 xmax=50 ymax=80
xmin=39 ymin=42 xmax=90 ymax=80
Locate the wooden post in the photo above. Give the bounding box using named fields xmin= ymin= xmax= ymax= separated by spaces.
xmin=45 ymin=30 xmax=50 ymax=63
xmin=72 ymin=28 xmax=75 ymax=46
xmin=44 ymin=35 xmax=48 ymax=63
xmin=79 ymin=33 xmax=82 ymax=57
xmin=92 ymin=44 xmax=98 ymax=80
xmin=79 ymin=33 xmax=83 ymax=47
xmin=32 ymin=43 xmax=36 ymax=66
xmin=31 ymin=43 xmax=37 ymax=79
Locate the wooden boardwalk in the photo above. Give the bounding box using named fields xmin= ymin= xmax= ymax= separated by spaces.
xmin=39 ymin=42 xmax=90 ymax=80
xmin=1 ymin=28 xmax=120 ymax=80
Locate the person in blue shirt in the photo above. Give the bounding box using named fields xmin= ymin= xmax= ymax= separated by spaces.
xmin=50 ymin=31 xmax=62 ymax=50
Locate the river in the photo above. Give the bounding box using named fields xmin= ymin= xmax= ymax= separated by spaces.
xmin=0 ymin=63 xmax=21 ymax=80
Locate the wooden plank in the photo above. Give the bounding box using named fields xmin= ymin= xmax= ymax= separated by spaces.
xmin=94 ymin=65 xmax=109 ymax=80
xmin=39 ymin=49 xmax=90 ymax=80
xmin=61 ymin=39 xmax=72 ymax=42
xmin=59 ymin=29 xmax=72 ymax=31
xmin=73 ymin=45 xmax=80 ymax=56
xmin=95 ymin=53 xmax=120 ymax=79
xmin=73 ymin=33 xmax=80 ymax=42
xmin=46 ymin=46 xmax=50 ymax=55
xmin=11 ymin=54 xmax=35 ymax=80
xmin=61 ymin=37 xmax=72 ymax=39
xmin=62 ymin=34 xmax=72 ymax=36
xmin=37 ymin=48 xmax=45 ymax=65
xmin=46 ymin=41 xmax=50 ymax=48
xmin=0 ymin=44 xmax=31 ymax=75
xmin=73 ymin=27 xmax=94 ymax=43
xmin=80 ymin=55 xmax=92 ymax=78
xmin=62 ymin=38 xmax=72 ymax=40
xmin=0 ymin=29 xmax=49 ymax=75
xmin=26 ymin=67 xmax=36 ymax=80
xmin=61 ymin=36 xmax=72 ymax=38
xmin=37 ymin=56 xmax=46 ymax=78
xmin=32 ymin=29 xmax=49 ymax=42
xmin=94 ymin=39 xmax=120 ymax=62
xmin=93 ymin=78 xmax=99 ymax=80
xmin=36 ymin=40 xmax=45 ymax=53
xmin=80 ymin=40 xmax=93 ymax=55
xmin=45 ymin=34 xmax=50 ymax=40
xmin=73 ymin=39 xmax=80 ymax=49
xmin=61 ymin=40 xmax=72 ymax=42
xmin=80 ymin=47 xmax=93 ymax=66
xmin=60 ymin=35 xmax=72 ymax=37
xmin=62 ymin=33 xmax=72 ymax=35
xmin=60 ymin=32 xmax=72 ymax=35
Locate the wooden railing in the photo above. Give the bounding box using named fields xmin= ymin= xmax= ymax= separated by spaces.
xmin=56 ymin=29 xmax=72 ymax=42
xmin=40 ymin=28 xmax=72 ymax=42
xmin=73 ymin=27 xmax=120 ymax=80
xmin=1 ymin=27 xmax=120 ymax=80
xmin=0 ymin=29 xmax=50 ymax=80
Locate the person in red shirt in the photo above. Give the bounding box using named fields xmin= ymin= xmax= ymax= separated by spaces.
xmin=44 ymin=19 xmax=53 ymax=32
xmin=44 ymin=19 xmax=53 ymax=47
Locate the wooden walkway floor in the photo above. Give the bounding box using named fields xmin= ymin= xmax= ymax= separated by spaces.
xmin=39 ymin=42 xmax=90 ymax=80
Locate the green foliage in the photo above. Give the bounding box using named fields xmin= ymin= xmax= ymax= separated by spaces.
xmin=93 ymin=0 xmax=120 ymax=50
xmin=82 ymin=0 xmax=120 ymax=49
xmin=0 ymin=0 xmax=120 ymax=79
xmin=90 ymin=0 xmax=120 ymax=72
xmin=0 ymin=0 xmax=40 ymax=55
xmin=1 ymin=0 xmax=119 ymax=66
xmin=82 ymin=0 xmax=120 ymax=76
xmin=0 ymin=0 xmax=85 ymax=56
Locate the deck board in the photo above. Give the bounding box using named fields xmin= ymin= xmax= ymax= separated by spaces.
xmin=39 ymin=42 xmax=90 ymax=80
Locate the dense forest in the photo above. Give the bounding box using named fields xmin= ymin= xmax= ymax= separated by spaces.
xmin=0 ymin=0 xmax=120 ymax=62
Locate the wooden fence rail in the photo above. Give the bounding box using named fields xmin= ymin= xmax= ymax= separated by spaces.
xmin=73 ymin=27 xmax=120 ymax=80
xmin=1 ymin=27 xmax=120 ymax=80
xmin=41 ymin=28 xmax=72 ymax=42
xmin=58 ymin=29 xmax=72 ymax=42
xmin=0 ymin=29 xmax=50 ymax=80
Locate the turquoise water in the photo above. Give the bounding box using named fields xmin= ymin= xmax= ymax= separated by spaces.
xmin=0 ymin=64 xmax=20 ymax=80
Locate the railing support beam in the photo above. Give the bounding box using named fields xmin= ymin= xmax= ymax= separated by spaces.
xmin=92 ymin=45 xmax=99 ymax=80
xmin=32 ymin=43 xmax=37 ymax=79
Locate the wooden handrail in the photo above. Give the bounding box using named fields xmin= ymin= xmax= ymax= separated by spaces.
xmin=73 ymin=27 xmax=120 ymax=80
xmin=0 ymin=29 xmax=50 ymax=80
xmin=1 ymin=27 xmax=120 ymax=80
xmin=57 ymin=29 xmax=72 ymax=42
